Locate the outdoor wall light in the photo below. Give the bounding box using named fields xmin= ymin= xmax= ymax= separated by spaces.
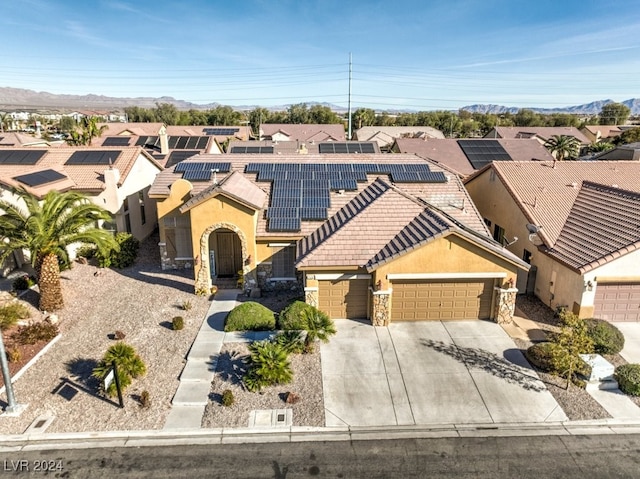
xmin=584 ymin=280 xmax=594 ymax=291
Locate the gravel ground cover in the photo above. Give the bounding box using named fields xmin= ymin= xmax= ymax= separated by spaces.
xmin=0 ymin=232 xmax=212 ymax=435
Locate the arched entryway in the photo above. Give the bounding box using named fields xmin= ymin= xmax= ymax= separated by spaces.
xmin=195 ymin=222 xmax=249 ymax=293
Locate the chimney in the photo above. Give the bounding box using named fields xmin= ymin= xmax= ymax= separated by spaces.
xmin=102 ymin=165 xmax=121 ymax=214
xmin=159 ymin=125 xmax=169 ymax=155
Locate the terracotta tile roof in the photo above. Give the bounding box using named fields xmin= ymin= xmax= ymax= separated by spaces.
xmin=98 ymin=122 xmax=164 ymax=137
xmin=260 ymin=124 xmax=346 ymax=142
xmin=0 ymin=146 xmax=160 ymax=197
xmin=546 ymin=182 xmax=640 ymax=273
xmin=466 ymin=161 xmax=640 ymax=247
xmin=490 ymin=126 xmax=591 ymax=145
xmin=581 ymin=125 xmax=623 ymax=139
xmin=0 ymin=133 xmax=51 ymax=147
xmin=150 ymin=153 xmax=488 ymax=238
xmin=355 ymin=126 xmax=445 ymax=145
xmin=179 ymin=171 xmax=267 ymax=212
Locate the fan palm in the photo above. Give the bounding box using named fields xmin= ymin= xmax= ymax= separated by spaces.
xmin=0 ymin=188 xmax=117 ymax=311
xmin=544 ymin=134 xmax=581 ymax=165
xmin=65 ymin=116 xmax=107 ymax=146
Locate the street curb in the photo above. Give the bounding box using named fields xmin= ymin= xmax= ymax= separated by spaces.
xmin=4 ymin=420 xmax=640 ymax=451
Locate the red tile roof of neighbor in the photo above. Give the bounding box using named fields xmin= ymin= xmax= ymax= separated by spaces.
xmin=149 ymin=153 xmax=490 ymax=239
xmin=466 ymin=160 xmax=640 ymax=272
xmin=260 ymin=124 xmax=346 ymax=142
xmin=490 ymin=126 xmax=591 ymax=145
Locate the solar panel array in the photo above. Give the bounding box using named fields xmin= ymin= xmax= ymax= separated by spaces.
xmin=102 ymin=137 xmax=131 ymax=147
xmin=0 ymin=150 xmax=46 ymax=165
xmin=65 ymin=151 xmax=121 ymax=165
xmin=318 ymin=142 xmax=377 ymax=154
xmin=14 ymin=169 xmax=67 ymax=187
xmin=457 ymin=140 xmax=512 ymax=170
xmin=230 ymin=146 xmax=275 ymax=154
xmin=204 ymin=128 xmax=240 ymax=136
xmin=165 ymin=150 xmax=200 ymax=168
xmin=245 ymin=162 xmax=447 ymax=232
xmin=136 ymin=136 xmax=209 ymax=150
xmin=174 ymin=162 xmax=231 ymax=181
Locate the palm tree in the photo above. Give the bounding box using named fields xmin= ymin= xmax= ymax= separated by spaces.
xmin=0 ymin=112 xmax=10 ymax=133
xmin=301 ymin=306 xmax=337 ymax=348
xmin=0 ymin=189 xmax=117 ymax=311
xmin=65 ymin=116 xmax=107 ymax=146
xmin=544 ymin=135 xmax=581 ymax=166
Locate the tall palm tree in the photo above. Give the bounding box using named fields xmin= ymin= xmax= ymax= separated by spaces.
xmin=0 ymin=189 xmax=117 ymax=311
xmin=544 ymin=135 xmax=581 ymax=166
xmin=65 ymin=116 xmax=107 ymax=146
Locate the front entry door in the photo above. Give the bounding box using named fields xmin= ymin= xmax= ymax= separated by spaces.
xmin=216 ymin=231 xmax=242 ymax=277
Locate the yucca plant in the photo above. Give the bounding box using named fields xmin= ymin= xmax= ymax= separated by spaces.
xmin=92 ymin=342 xmax=146 ymax=397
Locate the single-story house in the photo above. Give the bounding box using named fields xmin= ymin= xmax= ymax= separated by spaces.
xmin=259 ymin=124 xmax=346 ymax=143
xmin=227 ymin=140 xmax=380 ymax=155
xmin=464 ymin=160 xmax=640 ymax=321
xmin=580 ymin=125 xmax=623 ymax=143
xmin=582 ymin=142 xmax=640 ymax=161
xmin=485 ymin=126 xmax=591 ymax=147
xmin=391 ymin=137 xmax=554 ymax=177
xmin=149 ymin=153 xmax=528 ymax=325
xmin=354 ymin=126 xmax=445 ymax=151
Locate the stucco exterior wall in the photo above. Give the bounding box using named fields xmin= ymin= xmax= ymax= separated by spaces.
xmin=531 ymin=252 xmax=586 ymax=314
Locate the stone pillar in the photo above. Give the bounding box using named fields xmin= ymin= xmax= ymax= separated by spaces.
xmin=158 ymin=242 xmax=171 ymax=270
xmin=304 ymin=287 xmax=318 ymax=308
xmin=493 ymin=287 xmax=518 ymax=324
xmin=372 ymin=290 xmax=391 ymax=326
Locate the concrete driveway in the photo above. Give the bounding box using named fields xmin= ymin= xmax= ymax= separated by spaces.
xmin=321 ymin=320 xmax=567 ymax=427
xmin=612 ymin=323 xmax=640 ymax=364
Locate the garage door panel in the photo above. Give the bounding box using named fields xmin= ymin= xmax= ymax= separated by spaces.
xmin=392 ymin=279 xmax=494 ymax=321
xmin=595 ymin=283 xmax=640 ymax=322
xmin=318 ymin=279 xmax=369 ymax=320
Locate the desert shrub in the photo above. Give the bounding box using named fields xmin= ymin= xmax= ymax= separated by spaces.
xmin=0 ymin=302 xmax=30 ymax=331
xmin=224 ymin=302 xmax=275 ymax=332
xmin=75 ymin=244 xmax=97 ymax=259
xmin=615 ymin=364 xmax=640 ymax=396
xmin=139 ymin=390 xmax=151 ymax=408
xmin=221 ymin=389 xmax=235 ymax=407
xmin=11 ymin=275 xmax=36 ymax=291
xmin=584 ymin=318 xmax=625 ymax=355
xmin=172 ymin=316 xmax=185 ymax=331
xmin=181 ymin=300 xmax=192 ymax=311
xmin=277 ymin=301 xmax=311 ymax=330
xmin=92 ymin=342 xmax=146 ymax=397
xmin=12 ymin=321 xmax=59 ymax=345
xmin=114 ymin=330 xmax=126 ymax=340
xmin=525 ymin=342 xmax=558 ymax=372
xmin=302 ymin=306 xmax=336 ymax=346
xmin=273 ymin=330 xmax=305 ymax=354
xmin=7 ymin=347 xmax=21 ymax=363
xmin=244 ymin=340 xmax=292 ymax=392
xmin=97 ymin=232 xmax=139 ymax=269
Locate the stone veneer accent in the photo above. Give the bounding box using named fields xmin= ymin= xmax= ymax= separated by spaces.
xmin=493 ymin=287 xmax=518 ymax=324
xmin=158 ymin=242 xmax=193 ymax=270
xmin=304 ymin=287 xmax=318 ymax=308
xmin=372 ymin=289 xmax=391 ymax=326
xmin=195 ymin=222 xmax=249 ymax=294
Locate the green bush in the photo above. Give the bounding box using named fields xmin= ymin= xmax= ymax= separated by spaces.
xmin=277 ymin=301 xmax=311 ymax=330
xmin=139 ymin=390 xmax=151 ymax=408
xmin=525 ymin=342 xmax=558 ymax=372
xmin=224 ymin=302 xmax=275 ymax=332
xmin=301 ymin=306 xmax=336 ymax=346
xmin=0 ymin=302 xmax=30 ymax=331
xmin=97 ymin=233 xmax=139 ymax=269
xmin=172 ymin=316 xmax=185 ymax=331
xmin=221 ymin=389 xmax=235 ymax=407
xmin=273 ymin=330 xmax=305 ymax=354
xmin=92 ymin=342 xmax=146 ymax=397
xmin=244 ymin=340 xmax=292 ymax=392
xmin=615 ymin=364 xmax=640 ymax=396
xmin=12 ymin=321 xmax=58 ymax=345
xmin=75 ymin=244 xmax=97 ymax=259
xmin=11 ymin=275 xmax=36 ymax=291
xmin=585 ymin=318 xmax=625 ymax=355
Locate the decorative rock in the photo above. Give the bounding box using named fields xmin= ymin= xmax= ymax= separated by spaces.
xmin=285 ymin=391 xmax=300 ymax=404
xmin=579 ymin=354 xmax=615 ymax=382
xmin=45 ymin=314 xmax=59 ymax=325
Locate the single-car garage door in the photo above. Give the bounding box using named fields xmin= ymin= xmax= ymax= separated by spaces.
xmin=391 ymin=279 xmax=494 ymax=321
xmin=594 ymin=282 xmax=640 ymax=322
xmin=318 ymin=279 xmax=369 ymax=319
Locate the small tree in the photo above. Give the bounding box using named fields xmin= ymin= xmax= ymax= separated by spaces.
xmin=301 ymin=306 xmax=336 ymax=348
xmin=550 ymin=312 xmax=594 ymax=389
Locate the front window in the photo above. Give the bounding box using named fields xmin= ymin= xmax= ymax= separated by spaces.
xmin=164 ymin=216 xmax=193 ymax=258
xmin=271 ymin=245 xmax=296 ymax=278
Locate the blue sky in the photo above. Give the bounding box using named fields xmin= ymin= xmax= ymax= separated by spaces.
xmin=2 ymin=0 xmax=640 ymax=110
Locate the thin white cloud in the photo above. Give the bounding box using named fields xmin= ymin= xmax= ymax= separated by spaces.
xmin=102 ymin=1 xmax=172 ymax=24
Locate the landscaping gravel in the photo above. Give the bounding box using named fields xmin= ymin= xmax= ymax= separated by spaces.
xmin=0 ymin=233 xmax=212 ymax=435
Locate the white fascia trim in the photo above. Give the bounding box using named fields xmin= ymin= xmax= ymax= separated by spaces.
xmin=315 ymin=274 xmax=372 ymax=280
xmin=387 ymin=272 xmax=507 ymax=280
xmin=304 ymin=287 xmax=319 ymax=292
xmin=268 ymin=277 xmax=297 ymax=282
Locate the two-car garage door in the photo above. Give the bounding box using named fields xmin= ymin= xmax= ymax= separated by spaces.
xmin=391 ymin=279 xmax=494 ymax=321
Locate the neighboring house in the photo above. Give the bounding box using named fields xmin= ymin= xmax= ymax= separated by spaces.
xmin=96 ymin=123 xmax=250 ymax=167
xmin=355 ymin=126 xmax=445 ymax=151
xmin=580 ymin=125 xmax=623 ymax=143
xmin=259 ymin=124 xmax=346 ymax=143
xmin=227 ymin=140 xmax=380 ymax=155
xmin=0 ymin=132 xmax=55 ymax=148
xmin=149 ymin=154 xmax=527 ymax=325
xmin=464 ymin=160 xmax=640 ymax=321
xmin=583 ymin=142 xmax=640 ymax=161
xmin=391 ymin=138 xmax=554 ymax=178
xmin=485 ymin=126 xmax=591 ymax=147
xmin=0 ymin=146 xmax=162 ymax=239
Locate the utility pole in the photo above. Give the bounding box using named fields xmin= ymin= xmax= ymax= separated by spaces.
xmin=347 ymin=53 xmax=353 ymax=140
xmin=0 ymin=330 xmax=25 ymax=416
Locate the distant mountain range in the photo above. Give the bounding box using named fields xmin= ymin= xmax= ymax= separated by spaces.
xmin=0 ymin=86 xmax=638 ymax=115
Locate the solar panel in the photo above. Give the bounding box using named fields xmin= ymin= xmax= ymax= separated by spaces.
xmin=268 ymin=217 xmax=301 ymax=232
xmin=102 ymin=137 xmax=131 ymax=147
xmin=270 ymin=196 xmax=302 ymax=208
xmin=13 ymin=169 xmax=67 ymax=187
xmin=302 ymin=196 xmax=330 ymax=208
xmin=458 ymin=139 xmax=512 ymax=169
xmin=419 ymin=171 xmax=448 ymax=183
xmin=329 ymin=179 xmax=358 ymax=191
xmin=65 ymin=150 xmax=121 ymax=165
xmin=204 ymin=128 xmax=240 ymax=136
xmin=319 ymin=142 xmax=377 ymax=154
xmin=300 ymin=207 xmax=328 ymax=220
xmin=0 ymin=150 xmax=47 ymax=165
xmin=174 ymin=162 xmax=231 ymax=173
xmin=391 ymin=171 xmax=421 ymax=182
xmin=136 ymin=136 xmax=158 ymax=147
xmin=266 ymin=207 xmax=299 ymax=219
xmin=166 ymin=150 xmax=200 ymax=168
